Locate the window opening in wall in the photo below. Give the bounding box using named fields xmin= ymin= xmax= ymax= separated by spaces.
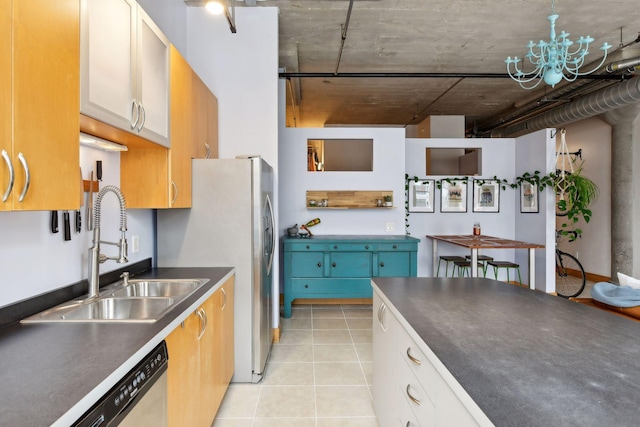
xmin=425 ymin=148 xmax=482 ymax=176
xmin=307 ymin=139 xmax=373 ymax=172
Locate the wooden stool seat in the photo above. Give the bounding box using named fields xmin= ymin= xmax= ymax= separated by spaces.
xmin=487 ymin=261 xmax=522 ymax=284
xmin=437 ymin=255 xmax=466 ymax=277
xmin=453 ymin=260 xmax=485 ymax=277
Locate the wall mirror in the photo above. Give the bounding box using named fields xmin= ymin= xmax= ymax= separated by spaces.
xmin=308 ymin=139 xmax=373 ymax=172
xmin=425 ymin=148 xmax=482 ymax=176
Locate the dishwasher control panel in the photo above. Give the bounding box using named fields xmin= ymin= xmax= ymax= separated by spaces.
xmin=72 ymin=341 xmax=168 ymax=427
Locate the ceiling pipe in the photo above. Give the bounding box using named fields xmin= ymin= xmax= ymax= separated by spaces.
xmin=490 ymin=76 xmax=640 ymax=138
xmin=278 ymin=71 xmax=625 ymax=80
xmin=606 ymin=56 xmax=640 ymax=73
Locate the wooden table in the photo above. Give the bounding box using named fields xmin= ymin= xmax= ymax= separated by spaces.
xmin=426 ymin=234 xmax=545 ymax=289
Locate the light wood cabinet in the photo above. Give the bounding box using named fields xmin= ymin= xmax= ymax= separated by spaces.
xmin=1 ymin=0 xmax=80 ymax=211
xmin=167 ymin=276 xmax=235 ymax=427
xmin=80 ymin=0 xmax=170 ymax=147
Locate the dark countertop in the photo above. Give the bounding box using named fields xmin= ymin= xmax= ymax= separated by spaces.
xmin=283 ymin=234 xmax=420 ymax=242
xmin=0 ymin=267 xmax=234 ymax=427
xmin=372 ymin=277 xmax=640 ymax=427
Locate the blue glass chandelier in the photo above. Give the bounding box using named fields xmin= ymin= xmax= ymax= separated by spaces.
xmin=505 ymin=1 xmax=612 ymax=89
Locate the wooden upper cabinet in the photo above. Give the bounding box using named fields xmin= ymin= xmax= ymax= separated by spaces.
xmin=80 ymin=0 xmax=170 ymax=147
xmin=191 ymin=72 xmax=219 ymax=160
xmin=1 ymin=0 xmax=80 ymax=211
xmin=168 ymin=46 xmax=194 ymax=208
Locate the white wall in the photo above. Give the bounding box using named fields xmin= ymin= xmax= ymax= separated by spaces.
xmin=561 ymin=118 xmax=612 ymax=277
xmin=0 ymin=148 xmax=155 ymax=308
xmin=137 ymin=0 xmax=187 ymax=55
xmin=279 ymin=126 xmax=407 ymax=237
xmin=514 ymin=129 xmax=556 ymax=292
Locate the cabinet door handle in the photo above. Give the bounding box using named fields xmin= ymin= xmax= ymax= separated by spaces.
xmin=204 ymin=143 xmax=211 ymax=159
xmin=130 ymin=99 xmax=139 ymax=129
xmin=333 ymin=245 xmax=338 ymax=249
xmin=304 ymin=284 xmax=309 ymax=288
xmin=305 ymin=245 xmax=310 ymax=249
xmin=406 ymin=385 xmax=421 ymax=405
xmin=393 ymin=244 xmax=397 ymax=249
xmin=380 ymin=262 xmax=385 ymax=267
xmin=196 ymin=308 xmax=206 ymax=340
xmin=138 ymin=103 xmax=146 ymax=131
xmin=377 ymin=302 xmax=387 ymax=331
xmin=171 ymin=181 xmax=178 ymax=205
xmin=406 ymin=347 xmax=422 ymax=365
xmin=17 ymin=153 xmax=30 ymax=202
xmin=332 ymin=262 xmax=336 ymax=267
xmin=365 ymin=245 xmax=369 ymax=249
xmin=221 ymin=287 xmax=227 ymax=310
xmin=317 ymin=262 xmax=322 ymax=268
xmin=1 ymin=149 xmax=14 ymax=202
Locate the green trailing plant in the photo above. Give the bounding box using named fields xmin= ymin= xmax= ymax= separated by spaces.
xmin=404 ymin=170 xmax=598 ymax=240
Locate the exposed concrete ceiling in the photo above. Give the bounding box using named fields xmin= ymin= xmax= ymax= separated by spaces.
xmin=189 ymin=0 xmax=640 ymax=134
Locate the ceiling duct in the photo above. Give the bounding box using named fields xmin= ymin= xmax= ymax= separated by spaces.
xmin=491 ymin=76 xmax=640 ymax=138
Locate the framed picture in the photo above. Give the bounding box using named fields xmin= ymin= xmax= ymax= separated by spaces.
xmin=440 ymin=180 xmax=467 ymax=213
xmin=473 ymin=180 xmax=500 ymax=212
xmin=520 ymin=182 xmax=539 ymax=213
xmin=408 ymin=180 xmax=435 ymax=212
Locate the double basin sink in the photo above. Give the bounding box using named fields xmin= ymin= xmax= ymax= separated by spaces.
xmin=21 ymin=278 xmax=209 ymax=324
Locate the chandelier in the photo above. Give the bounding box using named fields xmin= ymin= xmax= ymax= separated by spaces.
xmin=505 ymin=1 xmax=611 ymax=89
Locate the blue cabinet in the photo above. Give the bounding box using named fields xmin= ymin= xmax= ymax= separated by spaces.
xmin=282 ymin=235 xmax=419 ymax=317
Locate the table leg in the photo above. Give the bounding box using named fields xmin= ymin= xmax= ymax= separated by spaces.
xmin=528 ymin=248 xmax=535 ymax=290
xmin=432 ymin=240 xmax=438 ymax=277
xmin=471 ymin=249 xmax=478 ymax=278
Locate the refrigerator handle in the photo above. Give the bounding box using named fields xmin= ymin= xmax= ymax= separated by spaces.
xmin=265 ymin=194 xmax=275 ymax=275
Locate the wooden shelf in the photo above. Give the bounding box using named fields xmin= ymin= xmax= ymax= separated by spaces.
xmin=306 ymin=190 xmax=393 ymax=209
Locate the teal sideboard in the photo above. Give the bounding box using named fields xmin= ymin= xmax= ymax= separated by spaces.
xmin=282 ymin=235 xmax=420 ymax=318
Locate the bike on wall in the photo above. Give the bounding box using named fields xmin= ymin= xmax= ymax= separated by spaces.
xmin=555 ymin=230 xmax=586 ymax=298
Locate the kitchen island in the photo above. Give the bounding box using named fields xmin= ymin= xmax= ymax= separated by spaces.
xmin=0 ymin=266 xmax=234 ymax=427
xmin=372 ymin=277 xmax=640 ymax=426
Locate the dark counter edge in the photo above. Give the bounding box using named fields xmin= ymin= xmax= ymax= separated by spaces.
xmin=0 ymin=258 xmax=153 ymax=329
xmin=0 ymin=263 xmax=235 ymax=427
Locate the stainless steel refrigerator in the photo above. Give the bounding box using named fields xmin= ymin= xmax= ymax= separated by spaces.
xmin=156 ymin=157 xmax=275 ymax=383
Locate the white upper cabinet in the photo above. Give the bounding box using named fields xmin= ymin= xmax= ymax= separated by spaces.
xmin=80 ymin=0 xmax=170 ymax=147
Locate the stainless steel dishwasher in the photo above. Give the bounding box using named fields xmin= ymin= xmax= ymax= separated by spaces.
xmin=72 ymin=341 xmax=168 ymax=427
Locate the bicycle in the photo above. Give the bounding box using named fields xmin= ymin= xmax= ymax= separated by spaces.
xmin=555 ymin=230 xmax=586 ymax=298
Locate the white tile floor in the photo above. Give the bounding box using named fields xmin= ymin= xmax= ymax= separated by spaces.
xmin=213 ymin=304 xmax=379 ymax=427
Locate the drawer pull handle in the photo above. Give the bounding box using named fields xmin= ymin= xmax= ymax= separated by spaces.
xmin=406 ymin=422 xmax=411 ymax=427
xmin=306 ymin=245 xmax=310 ymax=249
xmin=334 ymin=245 xmax=338 ymax=249
xmin=332 ymin=262 xmax=336 ymax=267
xmin=317 ymin=262 xmax=322 ymax=268
xmin=406 ymin=385 xmax=421 ymax=405
xmin=407 ymin=348 xmax=422 ymax=365
xmin=380 ymin=262 xmax=385 ymax=267
xmin=393 ymin=244 xmax=397 ymax=249
xmin=304 ymin=284 xmax=309 ymax=288
xmin=365 ymin=245 xmax=369 ymax=249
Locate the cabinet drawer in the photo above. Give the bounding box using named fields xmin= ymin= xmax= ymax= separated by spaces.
xmin=291 ymin=279 xmax=372 ymax=296
xmin=329 ymin=252 xmax=372 ymax=277
xmin=377 ymin=252 xmax=411 ymax=277
xmin=287 ymin=242 xmax=326 ymax=251
xmin=397 ymin=328 xmax=437 ymax=404
xmin=290 ymin=252 xmax=325 ymax=277
xmin=397 ymin=354 xmax=436 ymax=427
xmin=378 ymin=242 xmax=416 ymax=251
xmin=327 ymin=243 xmax=375 ymax=251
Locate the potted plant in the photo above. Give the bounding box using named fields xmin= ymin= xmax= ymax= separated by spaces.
xmin=554 ymin=167 xmax=598 ymax=241
xmin=383 ymin=194 xmax=393 ymax=207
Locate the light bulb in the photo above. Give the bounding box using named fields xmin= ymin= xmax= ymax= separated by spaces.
xmin=205 ymin=1 xmax=224 ymax=15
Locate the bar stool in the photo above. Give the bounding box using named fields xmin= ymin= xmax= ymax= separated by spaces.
xmin=465 ymin=255 xmax=494 ymax=277
xmin=453 ymin=260 xmax=485 ymax=277
xmin=487 ymin=261 xmax=522 ymax=284
xmin=436 ymin=255 xmax=466 ymax=277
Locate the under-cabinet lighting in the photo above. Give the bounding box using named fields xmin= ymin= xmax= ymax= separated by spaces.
xmin=79 ymin=133 xmax=128 ymax=152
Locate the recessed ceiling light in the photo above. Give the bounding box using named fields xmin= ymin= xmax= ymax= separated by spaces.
xmin=205 ymin=0 xmax=225 ymax=15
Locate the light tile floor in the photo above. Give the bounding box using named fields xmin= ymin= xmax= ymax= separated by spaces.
xmin=213 ymin=304 xmax=378 ymax=427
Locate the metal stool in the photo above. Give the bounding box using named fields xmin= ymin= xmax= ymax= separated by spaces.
xmin=465 ymin=255 xmax=494 ymax=277
xmin=453 ymin=260 xmax=485 ymax=277
xmin=437 ymin=255 xmax=466 ymax=277
xmin=487 ymin=261 xmax=522 ymax=284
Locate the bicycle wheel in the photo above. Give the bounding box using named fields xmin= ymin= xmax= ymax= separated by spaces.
xmin=555 ymin=250 xmax=586 ymax=298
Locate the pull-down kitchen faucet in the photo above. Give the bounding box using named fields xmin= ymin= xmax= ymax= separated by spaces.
xmin=87 ymin=185 xmax=128 ymax=299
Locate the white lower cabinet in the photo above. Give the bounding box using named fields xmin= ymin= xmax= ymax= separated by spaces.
xmin=373 ymin=292 xmax=490 ymax=427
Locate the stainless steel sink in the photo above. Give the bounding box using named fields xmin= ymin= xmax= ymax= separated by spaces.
xmin=109 ymin=279 xmax=205 ymax=298
xmin=21 ymin=278 xmax=209 ymax=324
